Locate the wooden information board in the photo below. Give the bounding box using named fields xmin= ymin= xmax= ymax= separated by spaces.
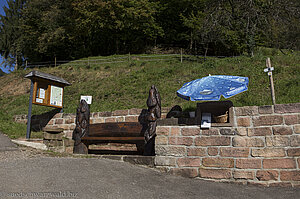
xmin=32 ymin=80 xmax=64 ymax=108
xmin=25 ymin=71 xmax=71 ymax=138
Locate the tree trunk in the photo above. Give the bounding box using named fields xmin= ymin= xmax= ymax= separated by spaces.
xmin=204 ymin=44 xmax=208 ymax=61
xmin=189 ymin=32 xmax=193 ymax=50
xmin=116 ymin=39 xmax=119 ymax=54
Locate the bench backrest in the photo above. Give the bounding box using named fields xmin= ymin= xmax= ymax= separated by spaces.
xmin=88 ymin=122 xmax=145 ymax=137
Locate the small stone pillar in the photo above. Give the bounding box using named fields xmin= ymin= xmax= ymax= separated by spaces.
xmin=43 ymin=127 xmax=64 ymax=152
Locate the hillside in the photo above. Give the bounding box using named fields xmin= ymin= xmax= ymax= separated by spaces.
xmin=0 ymin=49 xmax=299 ymax=138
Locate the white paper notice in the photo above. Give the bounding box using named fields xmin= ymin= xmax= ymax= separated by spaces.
xmin=80 ymin=96 xmax=92 ymax=104
xmin=50 ymin=85 xmax=63 ymax=107
xmin=201 ymin=113 xmax=211 ymax=128
xmin=36 ymin=98 xmax=43 ymax=103
xmin=39 ymin=88 xmax=45 ymax=99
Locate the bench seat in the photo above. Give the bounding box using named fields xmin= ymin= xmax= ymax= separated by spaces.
xmin=81 ymin=137 xmax=145 ymax=141
xmin=80 ymin=122 xmax=146 ymax=154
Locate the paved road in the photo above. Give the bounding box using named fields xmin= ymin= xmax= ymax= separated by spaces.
xmin=0 ymin=156 xmax=299 ymax=199
xmin=0 ymin=132 xmax=17 ymax=151
xmin=0 ymin=132 xmax=299 ymax=199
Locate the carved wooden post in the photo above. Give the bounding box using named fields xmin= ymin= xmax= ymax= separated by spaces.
xmin=72 ymin=99 xmax=90 ymax=154
xmin=144 ymin=85 xmax=161 ymax=156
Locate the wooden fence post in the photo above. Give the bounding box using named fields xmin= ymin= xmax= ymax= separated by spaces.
xmin=264 ymin=57 xmax=276 ymax=105
xmin=180 ymin=48 xmax=183 ymax=63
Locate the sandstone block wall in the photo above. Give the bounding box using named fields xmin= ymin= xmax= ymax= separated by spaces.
xmin=155 ymin=103 xmax=300 ymax=187
xmin=14 ymin=109 xmax=144 ymax=138
xmin=14 ymin=103 xmax=300 ymax=187
xmin=14 ymin=107 xmax=171 ymax=138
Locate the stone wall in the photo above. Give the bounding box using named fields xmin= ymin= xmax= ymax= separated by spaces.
xmin=14 ymin=107 xmax=171 ymax=139
xmin=15 ymin=108 xmax=142 ymax=138
xmin=14 ymin=103 xmax=300 ymax=186
xmin=155 ymin=103 xmax=300 ymax=187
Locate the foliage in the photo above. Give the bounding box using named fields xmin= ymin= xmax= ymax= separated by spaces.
xmin=0 ymin=0 xmax=25 ymax=68
xmin=20 ymin=0 xmax=75 ymax=62
xmin=0 ymin=0 xmax=299 ymax=67
xmin=72 ymin=0 xmax=163 ymax=56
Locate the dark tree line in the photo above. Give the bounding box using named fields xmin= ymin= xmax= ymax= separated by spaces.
xmin=0 ymin=0 xmax=299 ymax=68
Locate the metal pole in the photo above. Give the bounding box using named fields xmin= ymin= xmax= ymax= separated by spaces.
xmin=26 ymin=80 xmax=34 ymax=139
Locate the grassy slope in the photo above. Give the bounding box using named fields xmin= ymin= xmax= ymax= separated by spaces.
xmin=0 ymin=48 xmax=299 ymax=138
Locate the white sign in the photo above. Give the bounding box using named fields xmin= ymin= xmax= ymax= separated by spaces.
xmin=81 ymin=96 xmax=92 ymax=104
xmin=264 ymin=67 xmax=274 ymax=72
xmin=39 ymin=88 xmax=45 ymax=99
xmin=50 ymin=85 xmax=63 ymax=107
xmin=201 ymin=113 xmax=211 ymax=128
xmin=36 ymin=98 xmax=43 ymax=104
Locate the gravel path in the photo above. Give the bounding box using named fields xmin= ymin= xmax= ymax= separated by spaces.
xmin=0 ymin=146 xmax=59 ymax=162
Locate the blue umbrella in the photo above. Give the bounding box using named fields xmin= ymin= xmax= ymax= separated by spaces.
xmin=177 ymin=75 xmax=249 ymax=101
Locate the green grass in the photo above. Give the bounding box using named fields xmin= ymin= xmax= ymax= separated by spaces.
xmin=0 ymin=48 xmax=299 ymax=138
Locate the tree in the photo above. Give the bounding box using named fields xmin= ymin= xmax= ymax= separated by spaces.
xmin=0 ymin=0 xmax=25 ymax=69
xmin=265 ymin=0 xmax=300 ymax=51
xmin=157 ymin=0 xmax=207 ymax=48
xmin=72 ymin=0 xmax=163 ymax=55
xmin=21 ymin=0 xmax=75 ymax=62
xmin=1 ymin=0 xmax=299 ymax=63
xmin=198 ymin=0 xmax=267 ymax=56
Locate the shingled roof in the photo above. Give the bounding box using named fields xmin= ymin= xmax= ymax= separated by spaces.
xmin=25 ymin=70 xmax=71 ymax=86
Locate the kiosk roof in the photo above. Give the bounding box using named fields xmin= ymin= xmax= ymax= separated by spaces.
xmin=25 ymin=70 xmax=71 ymax=86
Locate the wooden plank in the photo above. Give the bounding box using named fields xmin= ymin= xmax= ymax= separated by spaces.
xmin=90 ymin=122 xmax=143 ymax=130
xmin=81 ymin=137 xmax=144 ymax=141
xmin=88 ymin=131 xmax=143 ymax=137
xmin=89 ymin=122 xmax=144 ymax=137
xmin=266 ymin=58 xmax=276 ymax=105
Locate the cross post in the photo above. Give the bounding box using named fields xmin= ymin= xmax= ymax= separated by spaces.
xmin=264 ymin=57 xmax=276 ymax=105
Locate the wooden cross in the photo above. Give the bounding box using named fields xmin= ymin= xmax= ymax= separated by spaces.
xmin=264 ymin=57 xmax=276 ymax=105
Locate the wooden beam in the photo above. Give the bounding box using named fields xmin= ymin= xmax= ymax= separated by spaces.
xmin=81 ymin=137 xmax=144 ymax=141
xmin=266 ymin=58 xmax=276 ymax=105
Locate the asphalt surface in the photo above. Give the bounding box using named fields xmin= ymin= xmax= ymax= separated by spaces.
xmin=0 ymin=132 xmax=17 ymax=151
xmin=0 ymin=132 xmax=299 ymax=199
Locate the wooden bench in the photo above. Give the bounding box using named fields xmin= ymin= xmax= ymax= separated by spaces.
xmin=73 ymin=85 xmax=160 ymax=156
xmin=80 ymin=122 xmax=147 ymax=154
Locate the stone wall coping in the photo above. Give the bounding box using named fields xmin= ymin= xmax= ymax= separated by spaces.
xmin=14 ymin=102 xmax=300 ymax=121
